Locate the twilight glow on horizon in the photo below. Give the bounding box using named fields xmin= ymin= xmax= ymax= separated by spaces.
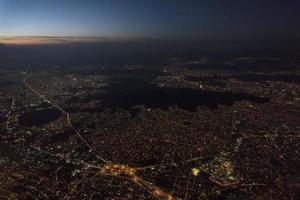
xmin=0 ymin=0 xmax=300 ymax=44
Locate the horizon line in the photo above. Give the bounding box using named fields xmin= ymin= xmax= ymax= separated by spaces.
xmin=0 ymin=35 xmax=170 ymax=45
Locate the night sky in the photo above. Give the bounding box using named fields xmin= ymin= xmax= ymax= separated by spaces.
xmin=0 ymin=0 xmax=300 ymax=41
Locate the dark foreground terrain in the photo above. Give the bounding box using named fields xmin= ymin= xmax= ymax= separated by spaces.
xmin=0 ymin=58 xmax=299 ymax=199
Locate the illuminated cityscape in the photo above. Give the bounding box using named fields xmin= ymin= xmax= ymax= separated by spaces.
xmin=0 ymin=0 xmax=300 ymax=199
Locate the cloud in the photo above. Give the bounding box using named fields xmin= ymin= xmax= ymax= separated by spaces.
xmin=0 ymin=36 xmax=123 ymax=45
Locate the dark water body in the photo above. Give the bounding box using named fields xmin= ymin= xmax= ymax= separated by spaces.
xmin=183 ymin=61 xmax=298 ymax=72
xmin=77 ymin=66 xmax=162 ymax=77
xmin=185 ymin=76 xmax=227 ymax=87
xmin=0 ymin=144 xmax=21 ymax=161
xmin=86 ymin=76 xmax=269 ymax=112
xmin=0 ymin=80 xmax=16 ymax=87
xmin=186 ymin=74 xmax=300 ymax=85
xmin=0 ymin=113 xmax=5 ymax=123
xmin=20 ymin=108 xmax=62 ymax=127
xmin=229 ymin=74 xmax=300 ymax=83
